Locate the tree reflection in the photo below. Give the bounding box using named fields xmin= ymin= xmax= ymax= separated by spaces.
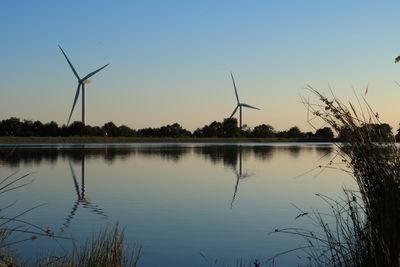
xmin=0 ymin=144 xmax=334 ymax=168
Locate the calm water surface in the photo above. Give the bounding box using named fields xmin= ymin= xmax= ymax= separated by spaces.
xmin=0 ymin=143 xmax=354 ymax=266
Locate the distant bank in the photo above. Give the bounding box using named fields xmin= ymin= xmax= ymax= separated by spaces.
xmin=0 ymin=136 xmax=338 ymax=144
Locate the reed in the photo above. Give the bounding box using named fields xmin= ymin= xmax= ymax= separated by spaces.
xmin=273 ymin=87 xmax=400 ymax=266
xmin=0 ymin=171 xmax=140 ymax=267
xmin=36 ymin=225 xmax=141 ymax=267
xmin=0 ymin=171 xmax=61 ymax=266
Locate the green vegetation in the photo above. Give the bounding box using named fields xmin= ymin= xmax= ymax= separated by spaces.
xmin=0 ymin=172 xmax=140 ymax=267
xmin=0 ymin=117 xmax=337 ymax=139
xmin=4 ymin=87 xmax=400 ymax=266
xmin=0 ymin=136 xmax=338 ymax=144
xmin=274 ymin=88 xmax=400 ymax=266
xmin=2 ymin=116 xmax=394 ymax=141
xmin=36 ymin=225 xmax=141 ymax=267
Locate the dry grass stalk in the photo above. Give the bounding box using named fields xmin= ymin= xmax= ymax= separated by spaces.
xmin=37 ymin=225 xmax=141 ymax=267
xmin=274 ymin=87 xmax=400 ymax=266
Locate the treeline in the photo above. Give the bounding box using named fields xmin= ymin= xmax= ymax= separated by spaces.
xmin=0 ymin=117 xmax=336 ymax=139
xmin=0 ymin=118 xmax=191 ymax=137
xmin=3 ymin=116 xmax=398 ymax=141
xmin=193 ymin=119 xmax=334 ymax=138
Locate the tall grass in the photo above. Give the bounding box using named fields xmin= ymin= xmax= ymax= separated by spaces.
xmin=0 ymin=171 xmax=61 ymax=266
xmin=274 ymin=87 xmax=400 ymax=266
xmin=37 ymin=225 xmax=141 ymax=267
xmin=0 ymin=171 xmax=141 ymax=267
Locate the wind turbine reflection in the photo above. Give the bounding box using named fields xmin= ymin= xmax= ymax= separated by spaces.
xmin=61 ymin=157 xmax=107 ymax=233
xmin=230 ymin=146 xmax=253 ymax=209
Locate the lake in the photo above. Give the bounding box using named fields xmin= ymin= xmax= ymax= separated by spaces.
xmin=0 ymin=143 xmax=354 ymax=266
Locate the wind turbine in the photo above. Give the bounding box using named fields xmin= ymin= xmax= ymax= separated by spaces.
xmin=230 ymin=146 xmax=253 ymax=209
xmin=61 ymin=157 xmax=107 ymax=232
xmin=59 ymin=45 xmax=109 ymax=126
xmin=229 ymin=72 xmax=260 ymax=129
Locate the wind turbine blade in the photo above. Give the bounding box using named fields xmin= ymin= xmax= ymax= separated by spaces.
xmin=82 ymin=64 xmax=109 ymax=81
xmin=60 ymin=200 xmax=79 ymax=232
xmin=241 ymin=103 xmax=260 ymax=110
xmin=230 ymin=72 xmax=240 ymax=104
xmin=229 ymin=105 xmax=239 ymax=118
xmin=69 ymin=160 xmax=82 ymax=199
xmin=67 ymin=83 xmax=81 ymax=126
xmin=59 ymin=45 xmax=80 ymax=80
xmin=230 ymin=172 xmax=240 ymax=210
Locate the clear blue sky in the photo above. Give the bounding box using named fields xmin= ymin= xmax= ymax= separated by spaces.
xmin=1 ymin=1 xmax=400 ymax=131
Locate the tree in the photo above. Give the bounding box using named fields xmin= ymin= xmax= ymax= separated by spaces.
xmin=304 ymin=131 xmax=314 ymax=138
xmin=371 ymin=123 xmax=392 ymax=141
xmin=159 ymin=123 xmax=191 ymax=137
xmin=208 ymin=121 xmax=224 ymax=137
xmin=314 ymin=127 xmax=334 ymax=138
xmin=240 ymin=124 xmax=252 ymax=137
xmin=194 ymin=121 xmax=223 ymax=137
xmin=67 ymin=121 xmax=84 ymax=136
xmin=0 ymin=117 xmax=22 ymax=136
xmin=84 ymin=125 xmax=105 ymax=136
xmin=136 ymin=127 xmax=156 ymax=137
xmin=222 ymin=118 xmax=239 ymax=137
xmin=32 ymin=120 xmax=43 ymax=136
xmin=341 ymin=123 xmax=393 ymax=142
xmin=102 ymin=122 xmax=120 ymax=137
xmin=286 ymin=126 xmax=304 ymax=138
xmin=396 ymin=124 xmax=400 ymax=142
xmin=118 ymin=125 xmax=135 ymax=137
xmin=252 ymin=124 xmax=275 ymax=138
xmin=42 ymin=121 xmax=60 ymax=136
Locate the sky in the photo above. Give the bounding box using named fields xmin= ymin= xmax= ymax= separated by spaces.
xmin=1 ymin=1 xmax=400 ymax=132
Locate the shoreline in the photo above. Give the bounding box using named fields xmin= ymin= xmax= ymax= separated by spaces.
xmin=0 ymin=136 xmax=338 ymax=144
